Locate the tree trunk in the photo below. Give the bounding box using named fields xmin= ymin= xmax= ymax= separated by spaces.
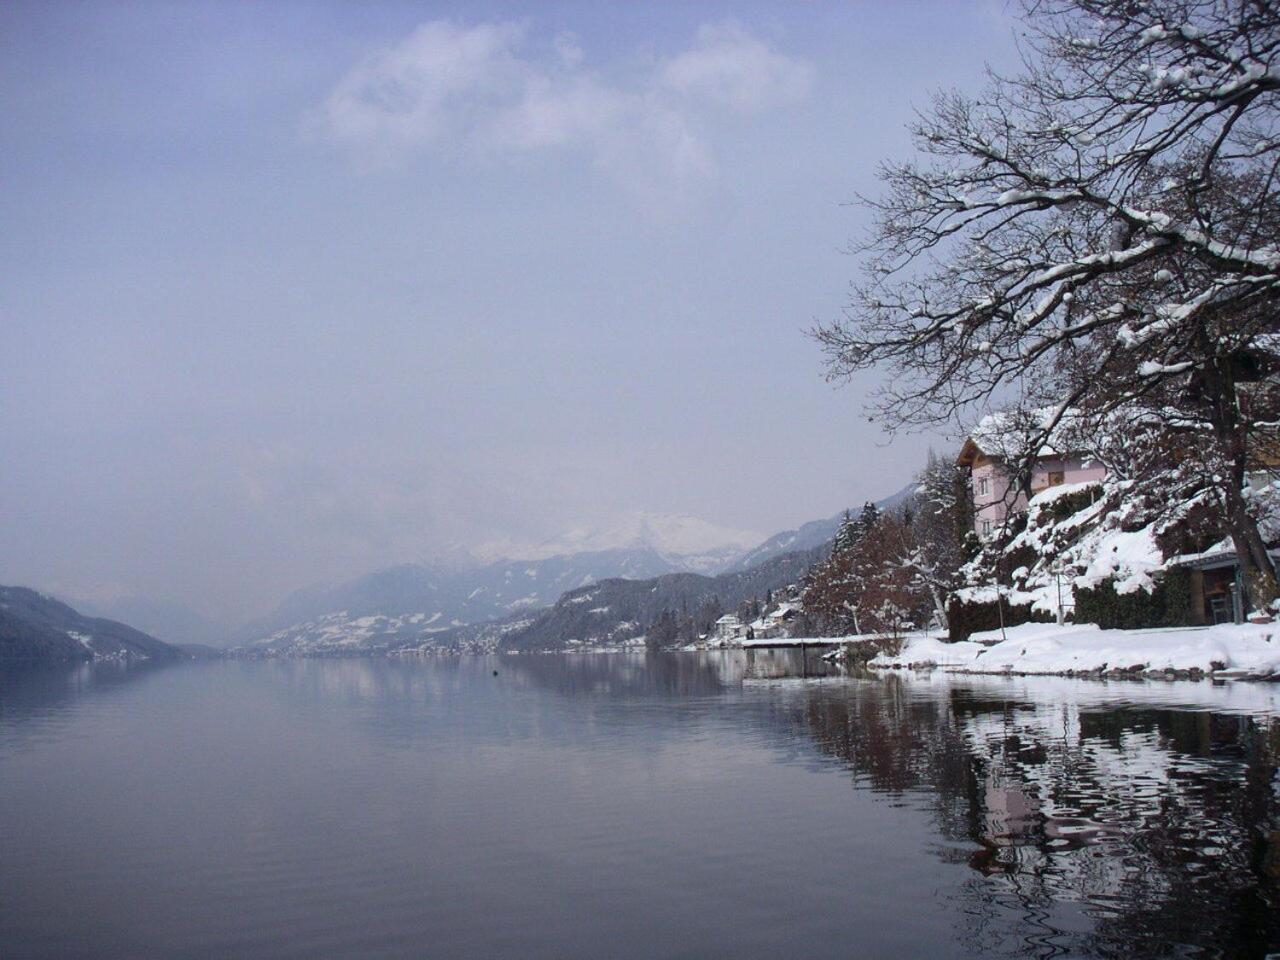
xmin=1222 ymin=479 xmax=1279 ymax=611
xmin=1203 ymin=355 xmax=1279 ymax=610
xmin=927 ymin=583 xmax=948 ymax=631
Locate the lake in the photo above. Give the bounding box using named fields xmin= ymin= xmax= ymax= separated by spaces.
xmin=2 ymin=653 xmax=1278 ymax=959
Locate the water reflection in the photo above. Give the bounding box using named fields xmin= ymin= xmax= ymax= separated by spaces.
xmin=0 ymin=656 xmax=1277 ymax=958
xmin=792 ymin=675 xmax=1280 ymax=958
xmin=0 ymin=659 xmax=171 ymax=736
xmin=743 ymin=645 xmax=843 ymax=679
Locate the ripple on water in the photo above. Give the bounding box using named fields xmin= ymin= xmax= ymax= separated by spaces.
xmin=0 ymin=657 xmax=1277 ymax=959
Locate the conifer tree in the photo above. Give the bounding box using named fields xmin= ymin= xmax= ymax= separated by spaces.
xmin=831 ymin=510 xmax=858 ymax=555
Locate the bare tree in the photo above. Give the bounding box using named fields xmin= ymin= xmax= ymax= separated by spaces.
xmin=814 ymin=0 xmax=1280 ymax=602
xmin=802 ymin=509 xmax=933 ymax=637
xmin=904 ymin=450 xmax=973 ymax=627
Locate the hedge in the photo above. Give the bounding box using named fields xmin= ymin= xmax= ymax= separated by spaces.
xmin=947 ymin=595 xmax=1052 ymax=644
xmin=1072 ymin=567 xmax=1194 ymax=629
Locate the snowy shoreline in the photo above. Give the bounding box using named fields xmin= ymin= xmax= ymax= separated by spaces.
xmin=853 ymin=622 xmax=1280 ymax=681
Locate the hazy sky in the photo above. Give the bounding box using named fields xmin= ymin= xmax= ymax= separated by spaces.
xmin=2 ymin=1 xmax=1019 ymax=620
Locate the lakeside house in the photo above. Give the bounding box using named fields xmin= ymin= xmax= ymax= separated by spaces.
xmin=714 ymin=614 xmax=745 ymax=643
xmin=956 ymin=411 xmax=1106 ymax=539
xmin=747 ymin=602 xmax=800 ymax=640
xmin=955 ymin=409 xmax=1280 ymax=625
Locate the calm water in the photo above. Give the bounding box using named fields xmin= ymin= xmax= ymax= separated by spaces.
xmin=2 ymin=654 xmax=1279 ymax=959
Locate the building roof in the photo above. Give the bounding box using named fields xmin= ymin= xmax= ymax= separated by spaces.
xmin=957 ymin=407 xmax=1083 ymax=466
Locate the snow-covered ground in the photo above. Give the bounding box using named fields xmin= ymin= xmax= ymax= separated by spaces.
xmin=864 ymin=621 xmax=1280 ymax=679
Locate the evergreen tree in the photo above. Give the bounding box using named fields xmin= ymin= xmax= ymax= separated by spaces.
xmin=647 ymin=609 xmax=678 ymax=651
xmin=855 ymin=501 xmax=880 ymax=540
xmin=832 ymin=510 xmax=859 ymax=555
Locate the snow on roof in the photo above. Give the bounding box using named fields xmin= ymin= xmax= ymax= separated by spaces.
xmin=764 ymin=602 xmax=799 ymax=620
xmin=1168 ymin=542 xmax=1280 ymax=571
xmin=960 ymin=406 xmax=1088 ymax=463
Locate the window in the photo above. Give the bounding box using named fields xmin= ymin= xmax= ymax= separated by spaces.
xmin=1047 ymin=471 xmax=1065 ymax=487
xmin=977 ymin=477 xmax=990 ymax=497
xmin=981 ymin=519 xmax=992 ymax=536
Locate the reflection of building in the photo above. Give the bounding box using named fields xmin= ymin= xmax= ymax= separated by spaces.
xmin=791 ymin=673 xmax=1280 ymax=954
xmin=982 ymin=771 xmax=1036 ymax=844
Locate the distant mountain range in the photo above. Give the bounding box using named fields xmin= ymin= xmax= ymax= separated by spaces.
xmin=236 ymin=489 xmax=914 ymax=656
xmin=2 ymin=484 xmax=917 ymax=660
xmin=0 ymin=586 xmax=184 ymax=662
xmin=236 ymin=548 xmax=683 ymax=655
xmin=473 ymin=511 xmax=763 ymax=574
xmin=494 ymin=544 xmax=827 ymax=653
xmin=723 ymin=483 xmax=915 ymax=573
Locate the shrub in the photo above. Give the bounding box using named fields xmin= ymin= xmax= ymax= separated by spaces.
xmin=1073 ymin=568 xmax=1194 ymax=629
xmin=947 ymin=595 xmax=1052 ymax=643
xmin=1042 ymin=484 xmax=1102 ymax=525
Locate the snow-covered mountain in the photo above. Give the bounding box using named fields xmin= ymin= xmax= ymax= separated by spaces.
xmin=236 ymin=498 xmax=919 ymax=656
xmin=237 ymin=513 xmax=762 ymax=655
xmin=235 ymin=547 xmax=689 ymax=654
xmin=477 ymin=512 xmax=762 ymax=573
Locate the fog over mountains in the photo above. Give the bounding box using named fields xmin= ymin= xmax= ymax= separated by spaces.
xmin=13 ymin=492 xmax=912 ymax=658
xmin=236 ymin=513 xmax=765 ymax=652
xmin=472 ymin=511 xmax=763 ymax=573
xmin=235 ymin=489 xmax=913 ymax=655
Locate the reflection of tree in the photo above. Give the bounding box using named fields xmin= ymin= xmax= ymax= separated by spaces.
xmin=743 ymin=647 xmax=844 ymax=680
xmin=793 ymin=678 xmax=1280 ymax=958
xmin=0 ymin=660 xmax=169 ymax=736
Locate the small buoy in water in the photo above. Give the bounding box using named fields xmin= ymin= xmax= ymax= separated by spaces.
xmin=492 ymin=670 xmax=499 ymax=676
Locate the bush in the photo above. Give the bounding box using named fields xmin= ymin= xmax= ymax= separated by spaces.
xmin=1073 ymin=568 xmax=1194 ymax=629
xmin=947 ymin=595 xmax=1052 ymax=643
xmin=1042 ymin=484 xmax=1102 ymax=524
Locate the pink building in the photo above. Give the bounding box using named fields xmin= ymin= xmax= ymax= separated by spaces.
xmin=956 ymin=412 xmax=1107 ymax=538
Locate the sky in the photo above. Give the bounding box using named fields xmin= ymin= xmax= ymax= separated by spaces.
xmin=1 ymin=1 xmax=1020 ymax=623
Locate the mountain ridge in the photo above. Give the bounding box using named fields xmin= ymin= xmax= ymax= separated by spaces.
xmin=235 ymin=487 xmax=917 ymax=654
xmin=0 ymin=585 xmax=185 ymax=662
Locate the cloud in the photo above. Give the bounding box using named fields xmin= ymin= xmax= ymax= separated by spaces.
xmin=314 ymin=20 xmax=525 ymax=159
xmin=659 ymin=21 xmax=815 ymax=114
xmin=310 ymin=19 xmax=812 ymax=196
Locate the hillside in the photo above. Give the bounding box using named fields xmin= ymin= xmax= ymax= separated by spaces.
xmin=71 ymin=594 xmax=228 ymax=647
xmin=237 ymin=548 xmax=686 ymax=654
xmin=491 ymin=545 xmax=824 ymax=652
xmin=723 ymin=484 xmax=915 ymax=573
xmin=0 ymin=586 xmax=184 ymax=662
xmin=237 ymin=490 xmax=916 ymax=656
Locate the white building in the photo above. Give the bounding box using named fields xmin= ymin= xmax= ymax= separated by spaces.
xmin=714 ymin=614 xmax=744 ymax=642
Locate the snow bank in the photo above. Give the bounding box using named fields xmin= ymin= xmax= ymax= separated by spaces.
xmin=873 ymin=670 xmax=1280 ymax=717
xmin=870 ymin=622 xmax=1280 ymax=679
